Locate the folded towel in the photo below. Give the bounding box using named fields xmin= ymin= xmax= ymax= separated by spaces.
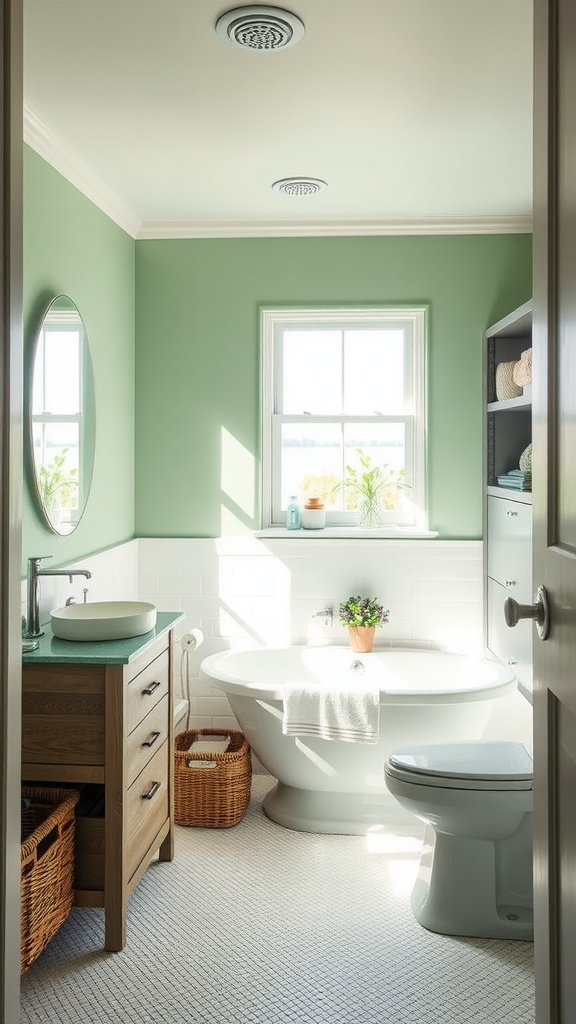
xmin=188 ymin=735 xmax=231 ymax=754
xmin=282 ymin=682 xmax=379 ymax=744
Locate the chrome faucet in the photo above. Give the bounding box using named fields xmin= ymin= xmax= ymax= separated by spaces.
xmin=312 ymin=607 xmax=333 ymax=627
xmin=24 ymin=556 xmax=92 ymax=639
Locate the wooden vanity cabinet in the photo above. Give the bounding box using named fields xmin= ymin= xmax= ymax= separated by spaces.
xmin=21 ymin=630 xmax=175 ymax=952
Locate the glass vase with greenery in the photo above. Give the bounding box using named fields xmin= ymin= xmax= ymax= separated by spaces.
xmin=37 ymin=449 xmax=78 ymax=517
xmin=339 ymin=449 xmax=404 ymax=528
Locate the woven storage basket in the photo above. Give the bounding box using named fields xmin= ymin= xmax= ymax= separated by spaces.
xmin=519 ymin=442 xmax=533 ymax=473
xmin=513 ymin=348 xmax=533 ymax=387
xmin=21 ymin=786 xmax=79 ymax=973
xmin=495 ymin=360 xmax=523 ymax=400
xmin=174 ymin=729 xmax=252 ymax=828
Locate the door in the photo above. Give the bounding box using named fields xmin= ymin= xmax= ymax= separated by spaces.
xmin=533 ymin=0 xmax=576 ymax=1020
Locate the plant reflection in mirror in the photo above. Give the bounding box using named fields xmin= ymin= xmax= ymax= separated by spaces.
xmin=37 ymin=449 xmax=78 ymax=516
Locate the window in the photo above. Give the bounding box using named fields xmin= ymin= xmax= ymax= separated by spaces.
xmin=261 ymin=307 xmax=427 ymax=529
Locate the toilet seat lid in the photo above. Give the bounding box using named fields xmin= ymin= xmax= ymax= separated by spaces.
xmin=386 ymin=741 xmax=533 ymax=790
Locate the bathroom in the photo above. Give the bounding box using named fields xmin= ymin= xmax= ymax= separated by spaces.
xmin=16 ymin=179 xmax=536 ymax=1019
xmin=3 ymin=1 xmax=543 ymax=1021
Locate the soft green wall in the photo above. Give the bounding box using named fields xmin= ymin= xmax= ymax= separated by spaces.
xmin=23 ymin=148 xmax=532 ymax=548
xmin=135 ymin=235 xmax=532 ymax=539
xmin=22 ymin=147 xmax=136 ymax=574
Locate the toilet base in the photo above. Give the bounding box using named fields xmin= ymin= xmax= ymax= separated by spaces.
xmin=412 ymin=824 xmax=533 ymax=941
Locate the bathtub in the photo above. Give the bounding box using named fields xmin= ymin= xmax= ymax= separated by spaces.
xmin=200 ymin=646 xmax=517 ymax=835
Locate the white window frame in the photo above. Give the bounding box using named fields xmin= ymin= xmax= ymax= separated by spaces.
xmin=261 ymin=306 xmax=427 ymax=530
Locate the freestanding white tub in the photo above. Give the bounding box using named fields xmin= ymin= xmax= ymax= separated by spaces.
xmin=200 ymin=646 xmax=517 ymax=835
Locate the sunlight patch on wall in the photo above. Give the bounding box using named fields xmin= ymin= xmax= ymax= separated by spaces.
xmin=220 ymin=427 xmax=255 ymax=534
xmin=215 ymin=535 xmax=291 ymax=646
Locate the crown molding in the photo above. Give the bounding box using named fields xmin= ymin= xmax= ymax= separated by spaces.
xmin=23 ymin=102 xmax=141 ymax=238
xmin=23 ymin=103 xmax=532 ymax=241
xmin=137 ymin=215 xmax=532 ymax=239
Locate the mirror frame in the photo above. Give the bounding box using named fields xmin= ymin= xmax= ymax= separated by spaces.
xmin=27 ymin=294 xmax=96 ymax=536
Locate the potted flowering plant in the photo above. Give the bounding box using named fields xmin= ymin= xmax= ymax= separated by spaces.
xmin=338 ymin=596 xmax=389 ymax=652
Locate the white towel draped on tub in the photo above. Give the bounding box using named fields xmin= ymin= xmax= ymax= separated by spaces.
xmin=282 ymin=681 xmax=380 ymax=744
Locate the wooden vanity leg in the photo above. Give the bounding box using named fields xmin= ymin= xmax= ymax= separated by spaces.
xmin=158 ymin=644 xmax=175 ymax=864
xmin=105 ymin=669 xmax=127 ymax=952
xmin=158 ymin=823 xmax=174 ymax=862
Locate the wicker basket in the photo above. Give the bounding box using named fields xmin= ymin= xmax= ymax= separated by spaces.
xmin=21 ymin=786 xmax=79 ymax=973
xmin=496 ymin=360 xmax=523 ymax=401
xmin=174 ymin=729 xmax=252 ymax=828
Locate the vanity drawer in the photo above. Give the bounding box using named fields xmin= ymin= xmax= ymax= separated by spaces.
xmin=126 ymin=634 xmax=169 ymax=683
xmin=487 ymin=495 xmax=532 ymax=597
xmin=126 ymin=742 xmax=169 ymax=880
xmin=126 ymin=695 xmax=169 ymax=787
xmin=126 ymin=650 xmax=170 ymax=734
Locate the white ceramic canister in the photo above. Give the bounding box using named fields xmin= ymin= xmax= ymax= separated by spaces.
xmin=301 ymin=498 xmax=326 ymax=530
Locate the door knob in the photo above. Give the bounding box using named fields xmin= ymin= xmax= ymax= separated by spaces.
xmin=504 ymin=585 xmax=550 ymax=640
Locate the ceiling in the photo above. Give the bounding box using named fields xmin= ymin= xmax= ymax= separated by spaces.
xmin=23 ymin=0 xmax=533 ymax=240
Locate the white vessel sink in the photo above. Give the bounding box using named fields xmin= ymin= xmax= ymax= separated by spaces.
xmin=51 ymin=601 xmax=157 ymax=642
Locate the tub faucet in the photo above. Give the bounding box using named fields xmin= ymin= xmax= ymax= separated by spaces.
xmin=24 ymin=555 xmax=92 ymax=639
xmin=313 ymin=608 xmax=333 ymax=627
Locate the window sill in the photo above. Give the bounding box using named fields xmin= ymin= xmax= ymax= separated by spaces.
xmin=255 ymin=527 xmax=439 ymax=539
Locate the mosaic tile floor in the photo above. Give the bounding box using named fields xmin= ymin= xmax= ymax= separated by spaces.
xmin=20 ymin=775 xmax=534 ymax=1024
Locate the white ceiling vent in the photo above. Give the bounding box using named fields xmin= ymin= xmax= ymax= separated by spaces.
xmin=272 ymin=177 xmax=328 ymax=196
xmin=215 ymin=6 xmax=305 ymax=51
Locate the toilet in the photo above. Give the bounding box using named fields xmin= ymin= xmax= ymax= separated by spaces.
xmin=384 ymin=740 xmax=533 ymax=941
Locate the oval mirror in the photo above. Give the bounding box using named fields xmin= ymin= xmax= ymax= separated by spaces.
xmin=29 ymin=295 xmax=96 ymax=535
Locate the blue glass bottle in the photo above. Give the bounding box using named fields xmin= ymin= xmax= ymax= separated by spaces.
xmin=286 ymin=496 xmax=301 ymax=530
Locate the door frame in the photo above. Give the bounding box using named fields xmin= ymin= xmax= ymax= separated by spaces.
xmin=0 ymin=1 xmax=22 ymax=1020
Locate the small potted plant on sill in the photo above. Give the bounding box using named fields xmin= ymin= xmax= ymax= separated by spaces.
xmin=338 ymin=595 xmax=389 ymax=653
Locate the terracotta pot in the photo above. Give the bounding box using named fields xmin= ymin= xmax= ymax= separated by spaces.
xmin=348 ymin=625 xmax=376 ymax=653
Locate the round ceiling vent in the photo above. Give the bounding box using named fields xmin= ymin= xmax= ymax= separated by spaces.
xmin=272 ymin=177 xmax=328 ymax=196
xmin=215 ymin=6 xmax=305 ymax=51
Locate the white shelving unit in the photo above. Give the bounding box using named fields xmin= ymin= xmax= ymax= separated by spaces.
xmin=483 ymin=300 xmax=533 ymax=695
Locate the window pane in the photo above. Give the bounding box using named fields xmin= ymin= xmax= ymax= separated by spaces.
xmin=280 ymin=420 xmax=406 ymax=512
xmin=280 ymin=422 xmax=343 ymax=508
xmin=33 ymin=330 xmax=81 ymax=414
xmin=281 ymin=330 xmax=342 ymax=413
xmin=344 ymin=330 xmax=404 ymax=414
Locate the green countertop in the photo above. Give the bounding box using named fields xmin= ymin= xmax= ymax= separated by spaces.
xmin=22 ymin=611 xmax=184 ymax=665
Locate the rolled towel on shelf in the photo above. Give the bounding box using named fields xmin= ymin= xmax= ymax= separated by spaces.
xmin=282 ymin=681 xmax=379 ymax=744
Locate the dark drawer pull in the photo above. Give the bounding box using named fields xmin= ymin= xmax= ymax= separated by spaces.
xmin=142 ymin=730 xmax=161 ymax=748
xmin=141 ymin=781 xmax=161 ymax=801
xmin=142 ymin=679 xmax=162 ymax=696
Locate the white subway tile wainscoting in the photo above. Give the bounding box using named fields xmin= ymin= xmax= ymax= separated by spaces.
xmin=22 ymin=535 xmax=531 ymax=746
xmin=138 ymin=537 xmax=486 ymax=732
